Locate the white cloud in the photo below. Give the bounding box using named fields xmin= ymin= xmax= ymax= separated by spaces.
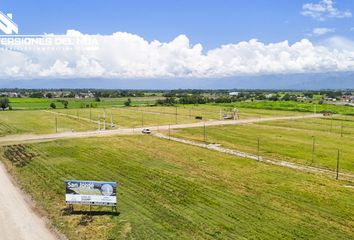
xmin=321 ymin=36 xmax=354 ymax=51
xmin=302 ymin=0 xmax=352 ymax=21
xmin=312 ymin=27 xmax=335 ymax=35
xmin=1 ymin=30 xmax=354 ymax=79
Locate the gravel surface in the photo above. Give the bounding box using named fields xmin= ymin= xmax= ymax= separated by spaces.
xmin=0 ymin=163 xmax=59 ymax=240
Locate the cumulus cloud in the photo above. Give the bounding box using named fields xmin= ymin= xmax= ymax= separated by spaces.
xmin=321 ymin=36 xmax=354 ymax=51
xmin=301 ymin=0 xmax=352 ymax=21
xmin=312 ymin=27 xmax=335 ymax=35
xmin=0 ymin=30 xmax=354 ymax=79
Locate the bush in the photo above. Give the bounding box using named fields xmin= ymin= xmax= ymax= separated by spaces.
xmin=0 ymin=97 xmax=10 ymax=110
xmin=124 ymin=98 xmax=132 ymax=106
xmin=50 ymin=103 xmax=56 ymax=109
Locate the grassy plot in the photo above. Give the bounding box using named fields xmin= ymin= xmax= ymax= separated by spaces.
xmin=169 ymin=116 xmax=354 ymax=173
xmin=175 ymin=105 xmax=308 ymax=120
xmin=0 ymin=110 xmax=97 ymax=136
xmin=215 ymin=101 xmax=354 ymax=115
xmin=53 ymin=107 xmax=201 ymax=128
xmin=0 ymin=136 xmax=353 ymax=239
xmin=0 ymin=105 xmax=305 ymax=136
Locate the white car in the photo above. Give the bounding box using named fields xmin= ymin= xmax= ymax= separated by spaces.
xmin=142 ymin=128 xmax=152 ymax=134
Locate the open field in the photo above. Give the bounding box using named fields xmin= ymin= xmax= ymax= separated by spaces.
xmin=169 ymin=115 xmax=354 ymax=174
xmin=0 ymin=136 xmax=353 ymax=240
xmin=0 ymin=110 xmax=97 ymax=136
xmin=156 ymin=105 xmax=309 ymax=120
xmin=0 ymin=106 xmax=306 ymax=136
xmin=8 ymin=97 xmax=163 ymax=110
xmin=216 ymin=101 xmax=354 ymax=115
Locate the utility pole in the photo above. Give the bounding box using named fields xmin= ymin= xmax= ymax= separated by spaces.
xmin=55 ymin=115 xmax=58 ymax=133
xmin=98 ymin=114 xmax=100 ymax=131
xmin=175 ymin=106 xmax=178 ymax=124
xmin=336 ymin=149 xmax=340 ymax=180
xmin=101 ymin=109 xmax=105 ymax=130
xmin=142 ymin=112 xmax=144 ymax=127
xmin=330 ymin=116 xmax=333 ymax=132
xmin=257 ymin=137 xmax=260 ymax=161
xmin=312 ymin=136 xmax=315 ymax=164
xmin=203 ymin=122 xmax=207 ymax=145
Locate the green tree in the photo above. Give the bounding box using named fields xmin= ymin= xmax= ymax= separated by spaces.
xmin=0 ymin=98 xmax=10 ymax=110
xmin=124 ymin=98 xmax=132 ymax=106
xmin=62 ymin=100 xmax=69 ymax=109
xmin=50 ymin=103 xmax=56 ymax=109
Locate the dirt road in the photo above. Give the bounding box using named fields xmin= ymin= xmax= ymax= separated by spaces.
xmin=0 ymin=163 xmax=59 ymax=240
xmin=0 ymin=113 xmax=331 ymax=240
xmin=0 ymin=114 xmax=323 ymax=146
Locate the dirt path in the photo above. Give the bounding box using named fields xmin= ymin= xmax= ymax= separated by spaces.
xmin=0 ymin=163 xmax=59 ymax=240
xmin=154 ymin=133 xmax=354 ymax=182
xmin=0 ymin=114 xmax=323 ymax=146
xmin=0 ymin=113 xmax=335 ymax=240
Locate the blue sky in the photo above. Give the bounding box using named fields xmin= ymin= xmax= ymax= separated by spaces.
xmin=1 ymin=0 xmax=353 ymax=49
xmin=1 ymin=0 xmax=354 ymax=88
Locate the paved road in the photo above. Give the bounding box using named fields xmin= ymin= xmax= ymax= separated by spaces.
xmin=0 ymin=114 xmax=323 ymax=146
xmin=0 ymin=163 xmax=59 ymax=240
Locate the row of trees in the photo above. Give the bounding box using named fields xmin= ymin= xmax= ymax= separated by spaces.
xmin=156 ymin=93 xmax=319 ymax=106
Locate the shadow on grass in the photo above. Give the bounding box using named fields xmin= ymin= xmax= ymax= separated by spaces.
xmin=61 ymin=206 xmax=120 ymax=217
xmin=71 ymin=210 xmax=120 ymax=217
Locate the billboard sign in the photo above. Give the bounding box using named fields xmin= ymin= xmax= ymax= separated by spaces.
xmin=65 ymin=180 xmax=117 ymax=206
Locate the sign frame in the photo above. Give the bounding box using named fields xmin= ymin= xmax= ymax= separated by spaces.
xmin=65 ymin=180 xmax=117 ymax=207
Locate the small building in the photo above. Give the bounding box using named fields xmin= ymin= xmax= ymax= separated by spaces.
xmin=229 ymin=92 xmax=239 ymax=97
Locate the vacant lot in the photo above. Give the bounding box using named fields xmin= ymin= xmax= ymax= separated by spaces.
xmin=0 ymin=110 xmax=97 ymax=136
xmin=216 ymin=101 xmax=354 ymax=115
xmin=0 ymin=106 xmax=305 ymax=136
xmin=169 ymin=116 xmax=354 ymax=173
xmin=0 ymin=136 xmax=353 ymax=239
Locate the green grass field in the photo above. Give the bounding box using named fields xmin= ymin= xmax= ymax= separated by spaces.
xmin=215 ymin=101 xmax=354 ymax=115
xmin=0 ymin=110 xmax=97 ymax=136
xmin=0 ymin=136 xmax=353 ymax=240
xmin=169 ymin=116 xmax=354 ymax=173
xmin=8 ymin=97 xmax=163 ymax=110
xmin=0 ymin=105 xmax=305 ymax=136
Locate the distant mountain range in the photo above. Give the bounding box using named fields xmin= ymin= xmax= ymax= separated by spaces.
xmin=1 ymin=72 xmax=354 ymax=90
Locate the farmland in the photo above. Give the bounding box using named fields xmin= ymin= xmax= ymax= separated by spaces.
xmin=7 ymin=97 xmax=163 ymax=110
xmin=0 ymin=102 xmax=353 ymax=240
xmin=168 ymin=115 xmax=354 ymax=173
xmin=0 ymin=105 xmax=306 ymax=136
xmin=0 ymin=110 xmax=97 ymax=136
xmin=0 ymin=136 xmax=353 ymax=239
xmin=217 ymin=101 xmax=354 ymax=115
